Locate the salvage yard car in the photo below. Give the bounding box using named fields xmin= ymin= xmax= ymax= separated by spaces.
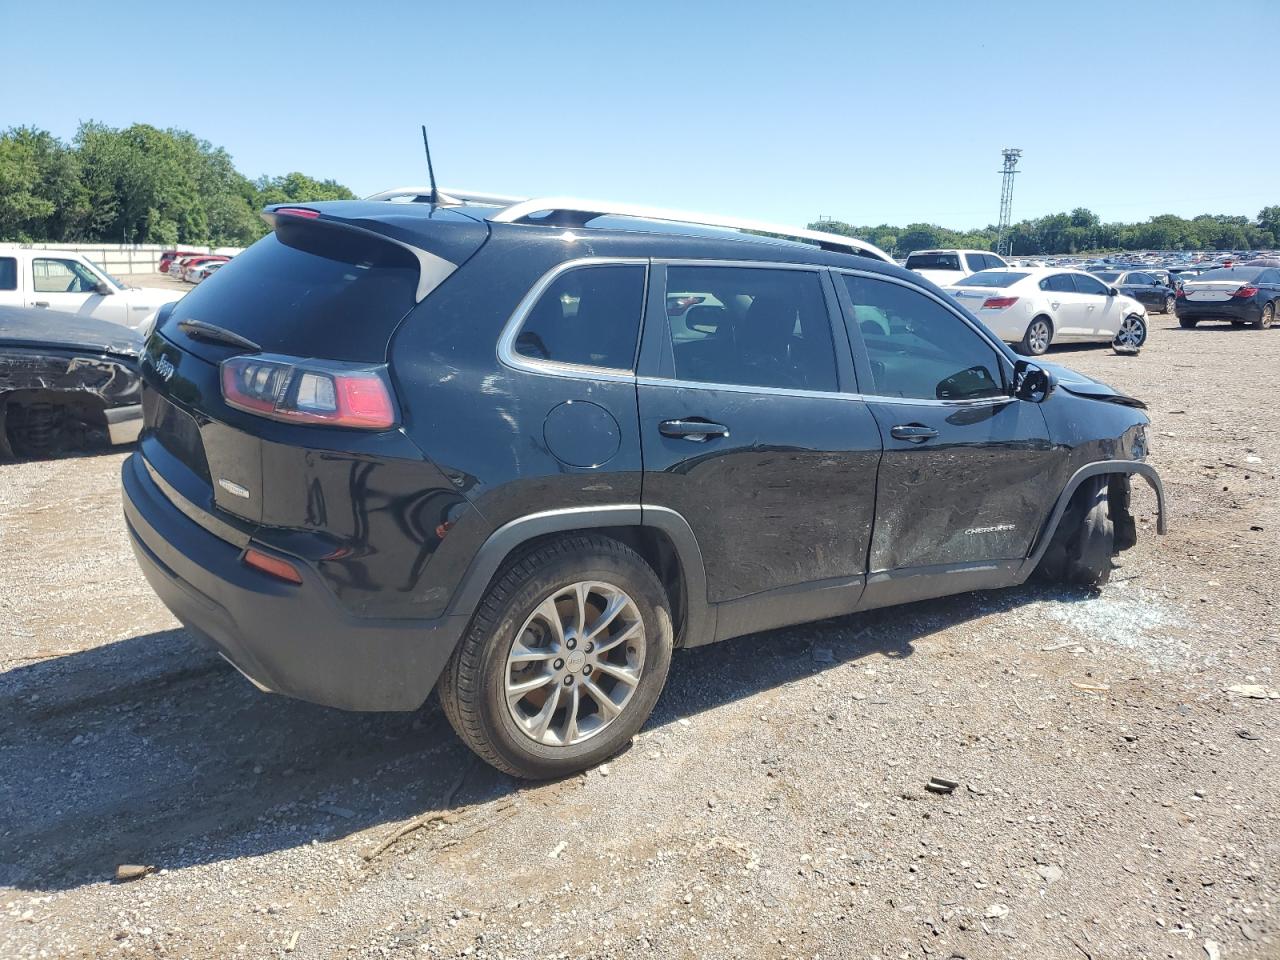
xmin=121 ymin=191 xmax=1165 ymax=779
xmin=1090 ymin=269 xmax=1178 ymax=315
xmin=0 ymin=304 xmax=143 ymax=458
xmin=0 ymin=246 xmax=182 ymax=331
xmin=945 ymin=267 xmax=1150 ymax=355
xmin=1176 ymin=266 xmax=1280 ymax=329
xmin=905 ymin=249 xmax=1009 ymax=286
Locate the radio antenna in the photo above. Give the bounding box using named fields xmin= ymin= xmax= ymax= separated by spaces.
xmin=421 ymin=124 xmax=438 ymax=202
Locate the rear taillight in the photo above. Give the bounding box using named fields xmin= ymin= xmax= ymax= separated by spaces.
xmin=981 ymin=296 xmax=1019 ymax=309
xmin=1176 ymin=287 xmax=1186 ymax=298
xmin=1231 ymin=285 xmax=1259 ymax=298
xmin=276 ymin=206 xmax=320 ymax=218
xmin=220 ymin=355 xmax=397 ymax=429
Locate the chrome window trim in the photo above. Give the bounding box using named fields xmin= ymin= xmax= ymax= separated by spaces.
xmin=496 ymin=256 xmax=649 ymax=382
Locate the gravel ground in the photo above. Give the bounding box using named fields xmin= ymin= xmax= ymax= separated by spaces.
xmin=1 ymin=314 xmax=1277 ymax=960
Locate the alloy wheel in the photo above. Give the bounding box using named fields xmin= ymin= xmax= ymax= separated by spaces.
xmin=1164 ymin=295 xmax=1176 ymax=314
xmin=1027 ymin=319 xmax=1051 ymax=355
xmin=504 ymin=581 xmax=646 ymax=747
xmin=1115 ymin=315 xmax=1147 ymax=349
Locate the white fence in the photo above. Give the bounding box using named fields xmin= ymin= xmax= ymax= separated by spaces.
xmin=4 ymin=242 xmax=245 ymax=275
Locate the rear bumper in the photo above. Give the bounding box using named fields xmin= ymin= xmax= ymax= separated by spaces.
xmin=1177 ymin=299 xmax=1261 ymax=322
xmin=106 ymin=404 xmax=143 ymax=445
xmin=121 ymin=452 xmax=468 ymax=711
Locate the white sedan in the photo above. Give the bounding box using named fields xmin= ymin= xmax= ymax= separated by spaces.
xmin=945 ymin=267 xmax=1149 ymax=355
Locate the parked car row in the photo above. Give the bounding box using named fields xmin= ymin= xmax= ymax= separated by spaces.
xmin=163 ymin=252 xmax=233 ymax=283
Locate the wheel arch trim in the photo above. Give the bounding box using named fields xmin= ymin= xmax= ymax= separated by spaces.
xmin=444 ymin=504 xmax=714 ymax=645
xmin=1018 ymin=460 xmax=1166 ymax=581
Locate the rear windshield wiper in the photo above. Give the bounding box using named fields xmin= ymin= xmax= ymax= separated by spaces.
xmin=177 ymin=319 xmax=262 ymax=352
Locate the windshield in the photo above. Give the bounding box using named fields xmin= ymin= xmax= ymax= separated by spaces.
xmin=1093 ymin=271 xmax=1121 ymax=282
xmin=905 ymin=253 xmax=961 ymax=271
xmin=953 ymin=271 xmax=1028 ymax=288
xmin=1194 ymin=267 xmax=1264 ymax=282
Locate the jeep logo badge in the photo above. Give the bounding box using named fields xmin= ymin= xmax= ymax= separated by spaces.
xmin=154 ymin=356 xmax=176 ymax=381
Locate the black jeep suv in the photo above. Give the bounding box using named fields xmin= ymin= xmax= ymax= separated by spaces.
xmin=122 ymin=193 xmax=1165 ymax=779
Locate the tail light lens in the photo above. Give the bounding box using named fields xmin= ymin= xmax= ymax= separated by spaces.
xmin=221 ymin=354 xmax=397 ymax=429
xmin=981 ymin=296 xmax=1019 ymax=309
xmin=1176 ymin=287 xmax=1186 ymax=298
xmin=1231 ymin=285 xmax=1259 ymax=298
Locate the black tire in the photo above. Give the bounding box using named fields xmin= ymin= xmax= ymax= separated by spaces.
xmin=1179 ymin=316 xmax=1199 ymax=329
xmin=1017 ymin=316 xmax=1053 ymax=356
xmin=1035 ymin=476 xmax=1114 ymax=587
xmin=1163 ymin=294 xmax=1176 ymax=314
xmin=1254 ymin=302 xmax=1275 ymax=330
xmin=1113 ymin=313 xmax=1147 ymax=351
xmin=437 ymin=535 xmax=673 ymax=779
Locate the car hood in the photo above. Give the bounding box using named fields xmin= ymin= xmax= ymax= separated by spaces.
xmin=0 ymin=305 xmax=144 ymax=358
xmin=1041 ymin=361 xmax=1146 ymax=409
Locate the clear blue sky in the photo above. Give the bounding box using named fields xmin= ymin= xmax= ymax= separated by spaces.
xmin=3 ymin=0 xmax=1276 ymax=229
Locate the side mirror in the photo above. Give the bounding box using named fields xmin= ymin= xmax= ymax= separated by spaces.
xmin=94 ymin=281 xmax=112 ymax=295
xmin=1108 ymin=286 xmax=1120 ymax=297
xmin=1013 ymin=359 xmax=1055 ymax=403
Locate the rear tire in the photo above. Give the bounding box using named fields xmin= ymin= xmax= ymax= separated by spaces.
xmin=438 ymin=535 xmax=673 ymax=779
xmin=1163 ymin=295 xmax=1176 ymax=314
xmin=1036 ymin=476 xmax=1114 ymax=587
xmin=1179 ymin=316 xmax=1199 ymax=329
xmin=1017 ymin=316 xmax=1053 ymax=356
xmin=1254 ymin=302 xmax=1275 ymax=330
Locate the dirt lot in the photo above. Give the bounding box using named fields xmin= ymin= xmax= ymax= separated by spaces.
xmin=1 ymin=315 xmax=1277 ymax=960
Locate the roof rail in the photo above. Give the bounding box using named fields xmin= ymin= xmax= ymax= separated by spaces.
xmin=364 ymin=186 xmax=529 ymax=206
xmin=365 ymin=188 xmax=891 ymax=262
xmin=488 ymin=197 xmax=891 ymax=261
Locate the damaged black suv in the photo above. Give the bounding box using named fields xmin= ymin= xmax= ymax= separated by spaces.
xmin=122 ymin=191 xmax=1166 ymax=779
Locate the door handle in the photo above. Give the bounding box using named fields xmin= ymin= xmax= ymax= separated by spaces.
xmin=33 ymin=301 xmax=50 ymax=307
xmin=890 ymin=423 xmax=939 ymax=443
xmin=1050 ymin=301 xmax=1060 ymax=309
xmin=659 ymin=418 xmax=730 ymax=441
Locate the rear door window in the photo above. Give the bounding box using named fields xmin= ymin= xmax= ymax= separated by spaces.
xmin=513 ymin=264 xmax=646 ymax=370
xmin=1128 ymin=272 xmax=1154 ymax=285
xmin=663 ymin=265 xmax=837 ymax=392
xmin=0 ymin=257 xmax=15 ymax=291
xmin=1040 ymin=274 xmax=1076 ymax=293
xmin=843 ymin=274 xmax=1005 ymax=402
xmin=1071 ymin=273 xmax=1109 ymax=296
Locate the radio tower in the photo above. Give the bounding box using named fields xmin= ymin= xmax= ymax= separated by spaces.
xmin=995 ymin=148 xmax=1022 ymax=257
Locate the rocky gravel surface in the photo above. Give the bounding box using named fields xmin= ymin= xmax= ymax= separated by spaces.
xmin=1 ymin=314 xmax=1276 ymax=959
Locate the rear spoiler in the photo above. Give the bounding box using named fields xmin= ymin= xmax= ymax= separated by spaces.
xmin=261 ymin=206 xmax=459 ymax=303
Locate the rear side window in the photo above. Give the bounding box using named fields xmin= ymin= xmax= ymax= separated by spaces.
xmin=0 ymin=257 xmax=15 ymax=291
xmin=164 ymin=224 xmax=420 ymax=363
xmin=664 ymin=265 xmax=837 ymax=392
xmin=1128 ymin=272 xmax=1154 ymax=285
xmin=514 ymin=264 xmax=646 ymax=370
xmin=843 ymin=275 xmax=1005 ymax=402
xmin=905 ymin=253 xmax=961 ymax=271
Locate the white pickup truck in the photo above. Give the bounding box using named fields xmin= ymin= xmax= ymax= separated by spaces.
xmin=0 ymin=246 xmax=182 ymax=331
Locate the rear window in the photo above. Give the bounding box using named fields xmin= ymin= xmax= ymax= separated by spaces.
xmin=905 ymin=253 xmax=961 ymax=271
xmin=954 ymin=271 xmax=1028 ymax=288
xmin=1194 ymin=267 xmax=1264 ymax=282
xmin=163 ymin=222 xmax=420 ymax=363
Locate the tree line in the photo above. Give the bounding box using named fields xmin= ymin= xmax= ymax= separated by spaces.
xmin=0 ymin=123 xmax=355 ymax=246
xmin=811 ymin=206 xmax=1280 ymax=258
